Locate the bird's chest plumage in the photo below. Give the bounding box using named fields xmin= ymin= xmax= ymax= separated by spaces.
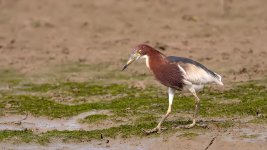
xmin=149 ymin=60 xmax=184 ymax=90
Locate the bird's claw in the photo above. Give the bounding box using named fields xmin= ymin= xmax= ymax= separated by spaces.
xmin=175 ymin=123 xmax=208 ymax=129
xmin=142 ymin=126 xmax=167 ymax=135
xmin=176 ymin=122 xmax=196 ymax=129
xmin=142 ymin=128 xmax=158 ymax=135
xmin=197 ymin=123 xmax=208 ymax=128
xmin=176 ymin=125 xmax=193 ymax=129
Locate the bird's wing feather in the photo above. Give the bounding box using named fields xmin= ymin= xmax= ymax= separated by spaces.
xmin=167 ymin=56 xmax=223 ymax=85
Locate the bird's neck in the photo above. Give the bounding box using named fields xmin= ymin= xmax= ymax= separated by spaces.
xmin=146 ymin=50 xmax=167 ymax=70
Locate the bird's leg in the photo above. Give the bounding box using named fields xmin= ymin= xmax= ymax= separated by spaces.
xmin=144 ymin=88 xmax=175 ymax=134
xmin=179 ymin=88 xmax=200 ymax=129
xmin=189 ymin=90 xmax=200 ymax=128
xmin=144 ymin=105 xmax=171 ymax=134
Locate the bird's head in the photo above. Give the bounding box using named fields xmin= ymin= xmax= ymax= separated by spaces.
xmin=122 ymin=44 xmax=152 ymax=71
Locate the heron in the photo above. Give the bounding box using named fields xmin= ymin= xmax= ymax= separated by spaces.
xmin=122 ymin=44 xmax=223 ymax=134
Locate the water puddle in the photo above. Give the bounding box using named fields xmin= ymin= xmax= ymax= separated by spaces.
xmin=222 ymin=126 xmax=267 ymax=142
xmin=1 ymin=143 xmax=110 ymax=150
xmin=0 ymin=110 xmax=110 ymax=132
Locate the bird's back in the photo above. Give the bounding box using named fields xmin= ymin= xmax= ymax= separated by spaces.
xmin=166 ymin=56 xmax=223 ymax=86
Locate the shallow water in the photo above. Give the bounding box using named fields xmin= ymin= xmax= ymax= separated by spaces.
xmin=0 ymin=143 xmax=110 ymax=150
xmin=0 ymin=110 xmax=110 ymax=132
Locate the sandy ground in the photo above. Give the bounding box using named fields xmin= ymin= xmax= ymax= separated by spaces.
xmin=1 ymin=124 xmax=267 ymax=150
xmin=0 ymin=0 xmax=266 ymax=83
xmin=0 ymin=0 xmax=267 ymax=149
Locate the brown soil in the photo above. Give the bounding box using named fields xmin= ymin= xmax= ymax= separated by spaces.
xmin=0 ymin=0 xmax=267 ymax=149
xmin=0 ymin=0 xmax=266 ymax=84
xmin=1 ymin=124 xmax=267 ymax=150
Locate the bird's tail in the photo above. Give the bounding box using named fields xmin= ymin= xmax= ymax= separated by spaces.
xmin=214 ymin=72 xmax=223 ymax=86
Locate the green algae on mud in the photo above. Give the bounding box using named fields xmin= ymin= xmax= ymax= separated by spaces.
xmin=240 ymin=134 xmax=259 ymax=139
xmin=0 ymin=69 xmax=25 ymax=86
xmin=0 ymin=130 xmax=36 ymax=144
xmin=0 ymin=82 xmax=267 ymax=120
xmin=80 ymin=114 xmax=109 ymax=124
xmin=50 ymin=62 xmax=150 ymax=82
xmin=0 ymin=95 xmax=107 ymax=118
xmin=249 ymin=116 xmax=267 ymax=124
xmin=20 ymin=83 xmax=131 ymax=96
xmin=0 ymin=122 xmax=158 ymax=144
xmin=134 ymin=114 xmax=158 ymax=123
xmin=200 ymin=84 xmax=267 ymax=117
xmin=177 ymin=132 xmax=199 ymax=139
xmin=0 ymin=120 xmax=193 ymax=144
xmin=213 ymin=120 xmax=235 ymax=128
xmin=0 ymin=81 xmax=266 ymax=143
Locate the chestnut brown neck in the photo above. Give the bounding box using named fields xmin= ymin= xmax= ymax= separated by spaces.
xmin=146 ymin=48 xmax=167 ymax=70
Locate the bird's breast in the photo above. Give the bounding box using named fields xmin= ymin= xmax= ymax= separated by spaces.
xmin=150 ymin=63 xmax=184 ymax=90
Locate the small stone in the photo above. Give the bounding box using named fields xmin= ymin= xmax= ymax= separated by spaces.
xmin=62 ymin=48 xmax=70 ymax=54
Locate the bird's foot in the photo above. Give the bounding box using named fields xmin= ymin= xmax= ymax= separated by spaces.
xmin=176 ymin=124 xmax=194 ymax=129
xmin=142 ymin=126 xmax=167 ymax=135
xmin=197 ymin=123 xmax=208 ymax=128
xmin=176 ymin=121 xmax=196 ymax=129
xmin=176 ymin=123 xmax=208 ymax=129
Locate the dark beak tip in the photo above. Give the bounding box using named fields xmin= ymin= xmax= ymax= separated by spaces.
xmin=121 ymin=65 xmax=128 ymax=71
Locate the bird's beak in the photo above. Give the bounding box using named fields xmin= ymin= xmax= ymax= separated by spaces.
xmin=122 ymin=53 xmax=140 ymax=71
